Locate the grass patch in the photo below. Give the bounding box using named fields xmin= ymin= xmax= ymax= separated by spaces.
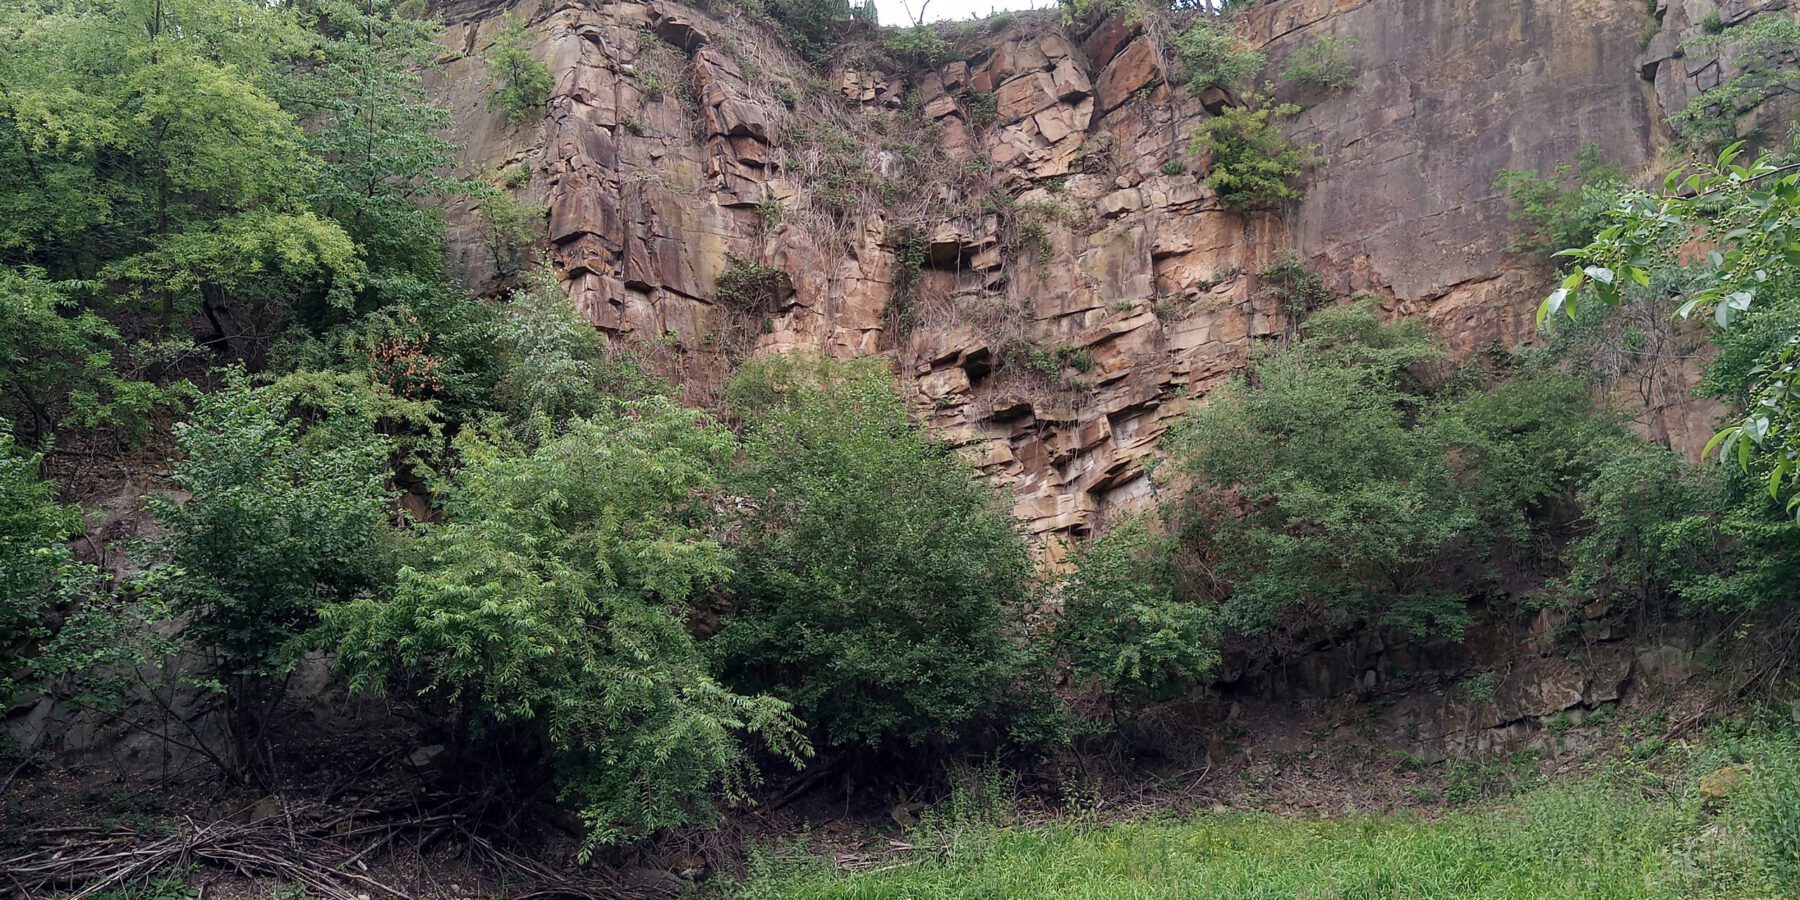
xmin=739 ymin=725 xmax=1800 ymax=899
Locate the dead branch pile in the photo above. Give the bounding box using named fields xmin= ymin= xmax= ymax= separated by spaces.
xmin=0 ymin=799 xmax=663 ymax=900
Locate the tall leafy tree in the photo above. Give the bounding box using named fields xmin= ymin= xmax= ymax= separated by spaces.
xmin=0 ymin=0 xmax=361 ymax=347
xmin=282 ymin=0 xmax=468 ymax=286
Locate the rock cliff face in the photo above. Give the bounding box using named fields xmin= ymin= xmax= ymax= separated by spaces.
xmin=428 ymin=0 xmax=1792 ymax=551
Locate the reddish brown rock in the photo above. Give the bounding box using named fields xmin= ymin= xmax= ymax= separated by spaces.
xmin=1094 ymin=38 xmax=1159 ymax=113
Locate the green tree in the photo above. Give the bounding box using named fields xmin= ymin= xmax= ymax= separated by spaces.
xmin=151 ymin=371 xmax=412 ymax=782
xmin=0 ymin=269 xmax=177 ymax=446
xmin=282 ymin=0 xmax=470 ymax=287
xmin=488 ymin=271 xmax=658 ymax=438
xmin=713 ymin=355 xmax=1035 ymax=751
xmin=0 ymin=0 xmax=362 ymax=347
xmin=1546 ymin=145 xmax=1800 ymax=512
xmin=484 ymin=19 xmax=552 ymax=124
xmin=1169 ymin=303 xmax=1481 ymax=638
xmin=325 ymin=398 xmax=807 ymax=849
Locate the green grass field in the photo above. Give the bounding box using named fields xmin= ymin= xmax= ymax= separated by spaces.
xmin=737 ymin=727 xmax=1800 ymax=899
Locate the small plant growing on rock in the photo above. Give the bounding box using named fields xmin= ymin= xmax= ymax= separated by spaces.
xmin=1258 ymin=250 xmax=1331 ymax=320
xmin=1281 ymin=35 xmax=1359 ymax=92
xmin=1171 ymin=16 xmax=1265 ymax=93
xmin=756 ymin=197 xmax=785 ymax=228
xmin=479 ymin=189 xmax=542 ymax=276
xmin=961 ymin=90 xmax=999 ymax=127
xmin=1161 ymin=158 xmax=1188 ymax=176
xmin=1189 ymin=97 xmax=1314 ymax=210
xmin=716 ymin=255 xmax=792 ymax=311
xmin=485 ymin=19 xmax=553 ymax=125
xmin=1056 ymin=344 xmax=1096 ymax=373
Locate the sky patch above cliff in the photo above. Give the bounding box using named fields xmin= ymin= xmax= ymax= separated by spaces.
xmin=873 ymin=0 xmax=1045 ymax=25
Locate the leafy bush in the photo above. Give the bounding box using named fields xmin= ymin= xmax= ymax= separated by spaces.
xmin=1189 ymin=98 xmax=1312 ymax=209
xmin=1257 ymin=250 xmax=1330 ymax=319
xmin=1281 ymin=35 xmax=1358 ymax=92
xmin=715 ymin=255 xmax=793 ymax=310
xmin=1547 ymin=147 xmax=1800 ymax=511
xmin=326 ymin=398 xmax=808 ymax=849
xmin=152 ymin=372 xmax=415 ymax=779
xmin=1054 ymin=517 xmax=1219 ymax=715
xmin=1171 ymin=17 xmax=1265 ymax=93
xmin=1166 ymin=302 xmax=1657 ymax=640
xmin=489 ymin=271 xmax=656 ymax=437
xmin=1493 ymin=144 xmax=1626 ymax=260
xmin=484 ymin=20 xmax=552 ymax=124
xmin=962 ymin=90 xmax=999 ymax=127
xmin=0 ymin=428 xmax=80 ymax=698
xmin=713 ymin=355 xmax=1035 ymax=751
xmin=1170 ymin=303 xmax=1478 ymax=638
xmin=884 ymin=25 xmax=949 ymax=67
xmin=0 ymin=271 xmax=178 ymax=446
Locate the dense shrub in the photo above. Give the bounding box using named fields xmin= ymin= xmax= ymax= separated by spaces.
xmin=489 ymin=271 xmax=656 ymax=437
xmin=1281 ymin=35 xmax=1358 ymax=92
xmin=1171 ymin=17 xmax=1265 ymax=93
xmin=0 ymin=428 xmax=79 ymax=698
xmin=712 ymin=355 xmax=1035 ymax=751
xmin=1054 ymin=517 xmax=1219 ymax=716
xmin=151 ymin=372 xmax=416 ymax=779
xmin=1164 ymin=302 xmax=1661 ymax=641
xmin=326 ymin=398 xmax=808 ymax=848
xmin=0 ymin=271 xmax=178 ymax=446
xmin=1170 ymin=303 xmax=1480 ymax=638
xmin=1189 ymin=99 xmax=1312 ymax=209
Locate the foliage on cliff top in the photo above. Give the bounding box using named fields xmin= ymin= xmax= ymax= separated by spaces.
xmin=1171 ymin=15 xmax=1265 ymax=93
